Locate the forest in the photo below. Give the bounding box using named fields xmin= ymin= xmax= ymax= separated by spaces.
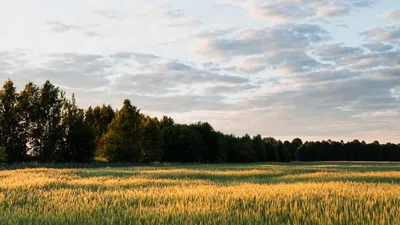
xmin=1 ymin=79 xmax=399 ymax=164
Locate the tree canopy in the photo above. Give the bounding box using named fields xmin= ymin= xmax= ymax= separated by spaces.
xmin=0 ymin=79 xmax=399 ymax=164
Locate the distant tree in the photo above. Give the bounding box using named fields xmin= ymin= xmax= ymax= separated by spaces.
xmin=141 ymin=116 xmax=163 ymax=163
xmin=97 ymin=99 xmax=143 ymax=162
xmin=161 ymin=124 xmax=206 ymax=162
xmin=290 ymin=138 xmax=303 ymax=161
xmin=296 ymin=141 xmax=310 ymax=161
xmin=382 ymin=143 xmax=400 ymax=161
xmin=280 ymin=141 xmax=291 ymax=162
xmin=232 ymin=135 xmax=257 ymax=163
xmin=226 ymin=135 xmax=241 ymax=162
xmin=367 ymin=141 xmax=382 ymax=161
xmin=215 ymin=132 xmax=228 ymax=162
xmin=160 ymin=116 xmax=175 ymax=130
xmin=347 ymin=140 xmax=363 ymax=161
xmin=34 ymin=81 xmax=63 ymax=162
xmin=58 ymin=94 xmax=96 ymax=162
xmin=2 ymin=78 xmax=400 ymax=164
xmin=253 ymin=134 xmax=267 ymax=161
xmin=264 ymin=137 xmax=280 ymax=161
xmin=190 ymin=122 xmax=219 ymax=162
xmin=90 ymin=104 xmax=114 ymax=139
xmin=0 ymin=80 xmax=26 ymax=162
xmin=85 ymin=107 xmax=95 ymax=130
xmin=17 ymin=82 xmax=40 ymax=157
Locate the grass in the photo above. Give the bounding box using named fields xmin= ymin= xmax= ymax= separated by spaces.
xmin=0 ymin=162 xmax=399 ymax=225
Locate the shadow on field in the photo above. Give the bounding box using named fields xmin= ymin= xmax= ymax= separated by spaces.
xmin=0 ymin=162 xmax=142 ymax=171
xmin=71 ymin=168 xmax=400 ymax=186
xmin=23 ymin=174 xmax=400 ymax=192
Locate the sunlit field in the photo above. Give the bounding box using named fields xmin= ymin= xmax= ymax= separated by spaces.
xmin=1 ymin=162 xmax=399 ymax=225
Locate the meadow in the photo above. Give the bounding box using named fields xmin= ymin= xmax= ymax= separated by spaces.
xmin=0 ymin=162 xmax=399 ymax=225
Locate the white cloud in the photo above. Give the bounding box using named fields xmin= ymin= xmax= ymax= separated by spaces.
xmin=381 ymin=9 xmax=400 ymax=20
xmin=44 ymin=21 xmax=81 ymax=33
xmin=361 ymin=24 xmax=400 ymax=44
xmin=0 ymin=0 xmax=399 ymax=142
xmin=192 ymin=23 xmax=329 ymax=61
xmin=217 ymin=0 xmax=379 ymax=22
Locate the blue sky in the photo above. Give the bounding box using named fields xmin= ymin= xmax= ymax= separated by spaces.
xmin=0 ymin=0 xmax=399 ymax=142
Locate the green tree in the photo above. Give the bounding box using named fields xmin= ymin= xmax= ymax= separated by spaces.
xmin=161 ymin=124 xmax=206 ymax=162
xmin=190 ymin=122 xmax=219 ymax=162
xmin=253 ymin=134 xmax=267 ymax=161
xmin=98 ymin=99 xmax=143 ymax=162
xmin=215 ymin=132 xmax=228 ymax=162
xmin=279 ymin=140 xmax=290 ymax=162
xmin=234 ymin=135 xmax=257 ymax=162
xmin=0 ymin=80 xmax=26 ymax=162
xmin=59 ymin=94 xmax=96 ymax=162
xmin=90 ymin=105 xmax=115 ymax=139
xmin=33 ymin=81 xmax=63 ymax=162
xmin=141 ymin=116 xmax=162 ymax=163
xmin=290 ymin=138 xmax=303 ymax=161
xmin=264 ymin=137 xmax=280 ymax=161
xmin=85 ymin=106 xmax=95 ymax=130
xmin=160 ymin=116 xmax=174 ymax=130
xmin=17 ymin=82 xmax=40 ymax=158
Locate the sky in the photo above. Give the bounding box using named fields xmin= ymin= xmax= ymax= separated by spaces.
xmin=0 ymin=0 xmax=399 ymax=143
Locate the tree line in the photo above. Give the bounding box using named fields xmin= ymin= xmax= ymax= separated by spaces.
xmin=0 ymin=79 xmax=399 ymax=164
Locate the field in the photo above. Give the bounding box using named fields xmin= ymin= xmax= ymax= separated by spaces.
xmin=0 ymin=162 xmax=400 ymax=225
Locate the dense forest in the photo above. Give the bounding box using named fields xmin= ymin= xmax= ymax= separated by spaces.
xmin=0 ymin=79 xmax=399 ymax=164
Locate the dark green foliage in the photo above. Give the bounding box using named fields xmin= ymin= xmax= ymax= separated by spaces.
xmin=141 ymin=116 xmax=162 ymax=163
xmin=290 ymin=138 xmax=303 ymax=161
xmin=280 ymin=141 xmax=291 ymax=162
xmin=253 ymin=135 xmax=268 ymax=162
xmin=58 ymin=94 xmax=96 ymax=162
xmin=1 ymin=79 xmax=400 ymax=164
xmin=382 ymin=143 xmax=400 ymax=161
xmin=0 ymin=80 xmax=26 ymax=162
xmin=295 ymin=140 xmax=400 ymax=162
xmin=161 ymin=124 xmax=206 ymax=162
xmin=86 ymin=105 xmax=114 ymax=140
xmin=264 ymin=137 xmax=280 ymax=162
xmin=17 ymin=82 xmax=40 ymax=157
xmin=34 ymin=81 xmax=63 ymax=162
xmin=234 ymin=135 xmax=257 ymax=162
xmin=160 ymin=116 xmax=175 ymax=130
xmin=215 ymin=132 xmax=228 ymax=162
xmin=190 ymin=122 xmax=219 ymax=163
xmin=97 ymin=100 xmax=143 ymax=162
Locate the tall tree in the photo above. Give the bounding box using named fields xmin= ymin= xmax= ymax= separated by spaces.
xmin=90 ymin=105 xmax=115 ymax=139
xmin=141 ymin=116 xmax=162 ymax=163
xmin=253 ymin=134 xmax=267 ymax=162
xmin=161 ymin=124 xmax=206 ymax=162
xmin=264 ymin=137 xmax=280 ymax=161
xmin=0 ymin=80 xmax=26 ymax=162
xmin=85 ymin=106 xmax=95 ymax=130
xmin=190 ymin=122 xmax=219 ymax=162
xmin=59 ymin=94 xmax=96 ymax=162
xmin=290 ymin=138 xmax=303 ymax=161
xmin=17 ymin=82 xmax=40 ymax=158
xmin=160 ymin=116 xmax=175 ymax=130
xmin=34 ymin=81 xmax=63 ymax=162
xmin=234 ymin=134 xmax=257 ymax=162
xmin=98 ymin=99 xmax=143 ymax=162
xmin=278 ymin=140 xmax=290 ymax=162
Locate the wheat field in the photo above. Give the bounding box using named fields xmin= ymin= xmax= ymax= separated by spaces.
xmin=0 ymin=162 xmax=399 ymax=225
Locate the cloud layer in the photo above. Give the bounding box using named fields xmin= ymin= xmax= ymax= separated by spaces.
xmin=0 ymin=0 xmax=399 ymax=142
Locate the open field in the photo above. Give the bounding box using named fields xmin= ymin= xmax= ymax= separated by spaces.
xmin=1 ymin=162 xmax=400 ymax=225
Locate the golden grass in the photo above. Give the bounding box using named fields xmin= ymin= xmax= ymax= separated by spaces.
xmin=0 ymin=162 xmax=399 ymax=225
